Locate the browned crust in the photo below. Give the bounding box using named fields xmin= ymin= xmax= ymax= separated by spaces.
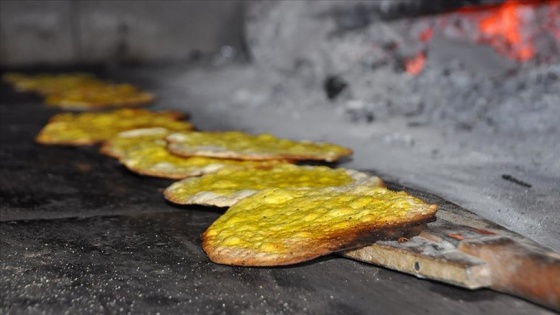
xmin=99 ymin=141 xmax=122 ymax=159
xmin=163 ymin=189 xmax=257 ymax=207
xmin=35 ymin=134 xmax=99 ymax=146
xmin=122 ymin=165 xmax=193 ymax=180
xmin=202 ymin=207 xmax=437 ymax=267
xmin=158 ymin=110 xmax=188 ymax=120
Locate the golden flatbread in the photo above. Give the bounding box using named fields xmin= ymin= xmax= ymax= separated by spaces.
xmin=36 ymin=109 xmax=192 ymax=146
xmin=102 ymin=128 xmax=289 ymax=179
xmin=45 ymin=83 xmax=154 ymax=110
xmin=3 ymin=72 xmax=101 ymax=94
xmin=164 ymin=164 xmax=384 ymax=207
xmin=166 ymin=131 xmax=352 ymax=162
xmin=100 ymin=127 xmax=171 ymax=159
xmin=202 ymin=186 xmax=437 ymax=266
xmin=3 ymin=72 xmax=154 ymax=110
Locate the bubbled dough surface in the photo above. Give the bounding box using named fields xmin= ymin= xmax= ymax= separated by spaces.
xmin=164 ymin=164 xmax=384 ymax=207
xmin=36 ymin=109 xmax=193 ymax=145
xmin=202 ymin=186 xmax=438 ymax=266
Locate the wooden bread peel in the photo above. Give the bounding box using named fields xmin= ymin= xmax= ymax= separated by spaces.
xmin=342 ymin=202 xmax=560 ymax=311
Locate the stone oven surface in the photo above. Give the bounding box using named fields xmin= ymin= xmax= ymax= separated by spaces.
xmin=0 ymin=74 xmax=554 ymax=313
xmin=1 ymin=1 xmax=559 ymax=313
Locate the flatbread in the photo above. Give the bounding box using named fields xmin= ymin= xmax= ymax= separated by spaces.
xmin=164 ymin=164 xmax=384 ymax=207
xmin=3 ymin=72 xmax=101 ymax=94
xmin=36 ymin=109 xmax=192 ymax=146
xmin=202 ymin=186 xmax=438 ymax=266
xmin=100 ymin=127 xmax=171 ymax=159
xmin=102 ymin=127 xmax=289 ymax=179
xmin=166 ymin=131 xmax=352 ymax=162
xmin=3 ymin=72 xmax=154 ymax=110
xmin=45 ymin=83 xmax=155 ymax=110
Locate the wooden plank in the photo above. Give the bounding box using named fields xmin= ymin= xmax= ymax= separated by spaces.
xmin=343 ymin=208 xmax=560 ymax=311
xmin=343 ymin=235 xmax=492 ymax=289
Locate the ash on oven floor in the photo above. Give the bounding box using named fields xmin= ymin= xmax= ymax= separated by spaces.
xmin=0 ymin=212 xmax=548 ymax=315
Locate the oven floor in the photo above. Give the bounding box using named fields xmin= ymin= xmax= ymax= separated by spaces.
xmin=0 ymin=68 xmax=554 ymax=314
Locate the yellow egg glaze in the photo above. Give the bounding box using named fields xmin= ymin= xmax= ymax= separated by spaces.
xmin=203 ymin=186 xmax=437 ymax=265
xmin=167 ymin=131 xmax=352 ymax=162
xmin=36 ymin=109 xmax=193 ymax=145
xmin=121 ymin=137 xmax=288 ymax=179
xmin=164 ymin=164 xmax=358 ymax=205
xmin=45 ymin=83 xmax=154 ymax=109
xmin=102 ymin=127 xmax=171 ymax=158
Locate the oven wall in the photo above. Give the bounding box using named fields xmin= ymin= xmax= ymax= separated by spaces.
xmin=0 ymin=0 xmax=244 ymax=66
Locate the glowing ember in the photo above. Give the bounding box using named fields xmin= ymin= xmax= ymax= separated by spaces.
xmin=418 ymin=28 xmax=434 ymax=42
xmin=405 ymin=52 xmax=426 ymax=75
xmin=545 ymin=2 xmax=560 ymax=41
xmin=478 ymin=0 xmax=536 ymax=61
xmin=402 ymin=0 xmax=559 ymax=75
